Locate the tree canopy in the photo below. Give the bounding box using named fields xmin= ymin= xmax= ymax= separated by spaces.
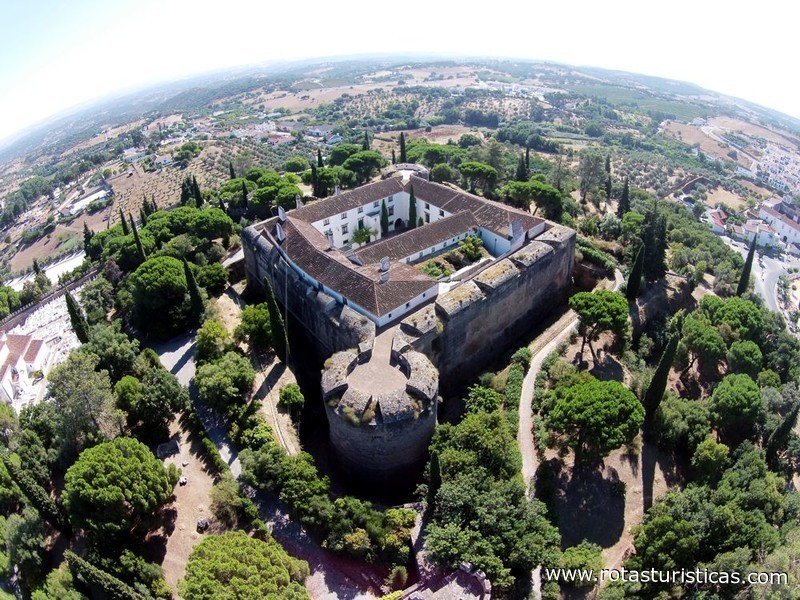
xmin=64 ymin=437 xmax=179 ymax=535
xmin=569 ymin=290 xmax=629 ymax=364
xmin=178 ymin=531 xmax=309 ymax=600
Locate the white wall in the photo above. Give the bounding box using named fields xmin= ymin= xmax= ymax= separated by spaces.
xmin=374 ymin=282 xmax=440 ymax=327
xmin=477 ymin=228 xmax=511 ymax=255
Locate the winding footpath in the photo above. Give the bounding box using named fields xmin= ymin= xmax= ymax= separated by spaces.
xmin=518 ymin=270 xmax=624 ymax=598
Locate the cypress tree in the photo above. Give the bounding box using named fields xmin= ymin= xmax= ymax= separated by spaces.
xmin=642 ymin=210 xmax=667 ymax=282
xmin=736 ymin=235 xmax=758 ymax=297
xmin=626 ymin=244 xmax=645 ymax=301
xmin=525 ymin=145 xmax=530 ymax=170
xmin=617 ymin=177 xmax=630 ymax=218
xmin=643 ymin=331 xmax=680 ymax=429
xmin=605 ymin=154 xmax=611 ymax=174
xmin=380 ymin=200 xmax=389 ymax=236
xmin=408 ymin=185 xmax=417 ymax=230
xmin=32 ymin=259 xmax=41 ymax=275
xmin=229 ymin=161 xmax=236 ymax=179
xmin=605 ymin=174 xmax=612 ymax=200
xmin=183 ymin=258 xmax=205 ymax=322
xmin=264 ymin=277 xmax=287 ymax=363
xmin=241 ymin=180 xmax=249 ymax=209
xmin=83 ymin=222 xmax=94 ymax=250
xmin=65 ymin=552 xmax=143 ymax=600
xmin=766 ymin=401 xmax=800 ymax=470
xmin=192 ymin=175 xmax=202 ymax=206
xmin=391 ymin=148 xmax=396 ymax=165
xmin=130 ymin=214 xmax=147 ymax=263
xmin=151 ymin=197 xmax=158 ymax=212
xmin=139 ymin=207 xmax=147 ymax=226
xmin=362 ymin=131 xmax=370 ymax=151
xmin=427 ymin=451 xmax=441 ymax=507
xmin=317 ymin=148 xmax=324 ymax=168
xmin=1 ymin=452 xmax=69 ymax=532
xmin=65 ymin=290 xmax=90 ymax=344
xmin=311 ymin=164 xmax=319 ymax=198
xmin=180 ymin=177 xmax=191 ymax=206
xmin=399 ymin=132 xmax=407 ymax=163
xmin=119 ymin=208 xmax=129 ymax=235
xmin=515 ymin=153 xmax=527 ymax=182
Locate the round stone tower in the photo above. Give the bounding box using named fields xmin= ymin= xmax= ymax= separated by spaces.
xmin=320 ymin=335 xmax=438 ymax=480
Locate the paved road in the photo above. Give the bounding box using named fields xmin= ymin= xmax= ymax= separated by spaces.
xmin=720 ymin=235 xmax=800 ymax=314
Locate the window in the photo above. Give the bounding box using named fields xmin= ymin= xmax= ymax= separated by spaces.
xmin=340 ymin=212 xmax=347 ymax=219
xmin=440 ymin=209 xmax=445 ymax=217
xmin=422 ymin=293 xmax=426 ymax=298
xmin=425 ymin=202 xmax=430 ymax=209
xmin=388 ymin=195 xmax=394 ymax=203
xmin=406 ymin=302 xmax=410 ymax=308
xmin=388 ymin=206 xmax=394 ymax=216
xmin=373 ymin=201 xmax=379 ymax=208
xmin=323 ymin=218 xmax=330 ymax=226
xmin=341 ymin=224 xmax=349 ymax=234
xmin=358 ymin=206 xmax=363 ymax=213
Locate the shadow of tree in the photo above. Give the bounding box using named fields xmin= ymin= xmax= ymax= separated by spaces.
xmin=590 ymin=355 xmax=625 ymax=383
xmin=554 ymin=461 xmax=626 ymax=548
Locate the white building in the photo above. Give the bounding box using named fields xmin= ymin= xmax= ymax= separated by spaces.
xmin=0 ymin=332 xmax=48 ymax=408
xmin=251 ymin=173 xmax=549 ymax=327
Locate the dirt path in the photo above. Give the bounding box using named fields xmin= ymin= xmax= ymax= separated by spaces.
xmin=519 ymin=271 xmax=623 ymax=598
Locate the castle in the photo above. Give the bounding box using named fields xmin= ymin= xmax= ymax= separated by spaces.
xmin=242 ymin=167 xmax=575 ymax=479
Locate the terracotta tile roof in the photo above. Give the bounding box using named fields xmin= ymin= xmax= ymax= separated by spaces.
xmin=268 ymin=217 xmax=435 ymax=317
xmin=1 ymin=334 xmax=33 ymax=378
xmin=402 ymin=178 xmax=544 ymax=238
xmin=292 ymin=178 xmax=405 ymax=224
xmin=23 ymin=339 xmax=43 ymax=363
xmin=354 ymin=212 xmax=479 ymax=264
xmin=762 ymin=205 xmax=800 ymax=233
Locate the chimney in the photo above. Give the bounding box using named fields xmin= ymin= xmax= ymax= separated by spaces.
xmin=326 ymin=230 xmax=335 ymax=250
xmin=277 ymin=206 xmax=286 ymax=222
xmin=379 ymin=271 xmax=389 ymax=283
xmin=295 ymin=194 xmax=303 ymax=209
xmin=335 ymin=185 xmax=341 ymax=196
xmin=379 ymin=256 xmax=390 ymax=272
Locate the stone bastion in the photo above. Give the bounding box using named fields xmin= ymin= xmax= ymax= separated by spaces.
xmin=320 ymin=343 xmax=439 ymax=479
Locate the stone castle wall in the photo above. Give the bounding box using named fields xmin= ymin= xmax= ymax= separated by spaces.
xmin=242 ymin=225 xmax=374 ymax=361
xmin=242 ymin=222 xmax=575 ymax=476
xmin=396 ymin=224 xmax=575 ymax=385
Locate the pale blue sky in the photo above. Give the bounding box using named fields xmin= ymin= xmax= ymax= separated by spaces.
xmin=1 ymin=0 xmax=798 ymax=143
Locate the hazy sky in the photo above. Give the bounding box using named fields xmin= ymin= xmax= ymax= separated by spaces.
xmin=1 ymin=0 xmax=797 ymax=143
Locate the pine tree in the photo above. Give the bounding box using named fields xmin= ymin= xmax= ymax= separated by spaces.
xmin=229 ymin=161 xmax=236 ymax=179
xmin=408 ymin=185 xmax=417 ymax=230
xmin=515 ymin=154 xmax=527 ymax=182
xmin=83 ymin=222 xmax=94 ymax=250
xmin=362 ymin=131 xmax=370 ymax=151
xmin=119 ymin=208 xmax=130 ymax=235
xmin=736 ymin=235 xmax=758 ymax=297
xmin=626 ymin=244 xmax=644 ymax=301
xmin=317 ymin=148 xmax=324 ymax=168
xmin=264 ymin=277 xmax=287 ymax=363
xmin=1 ymin=452 xmax=70 ymax=533
xmin=65 ymin=290 xmax=90 ymax=344
xmin=380 ymin=200 xmax=389 ymax=236
xmin=399 ymin=132 xmax=407 ymax=163
xmin=192 ymin=175 xmax=202 ymax=206
xmin=183 ymin=258 xmax=205 ymax=323
xmin=617 ymin=177 xmax=630 ymax=218
xmin=643 ymin=331 xmax=680 ymax=430
xmin=391 ymin=148 xmax=396 ymax=164
xmin=130 ymin=214 xmax=147 ymax=263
